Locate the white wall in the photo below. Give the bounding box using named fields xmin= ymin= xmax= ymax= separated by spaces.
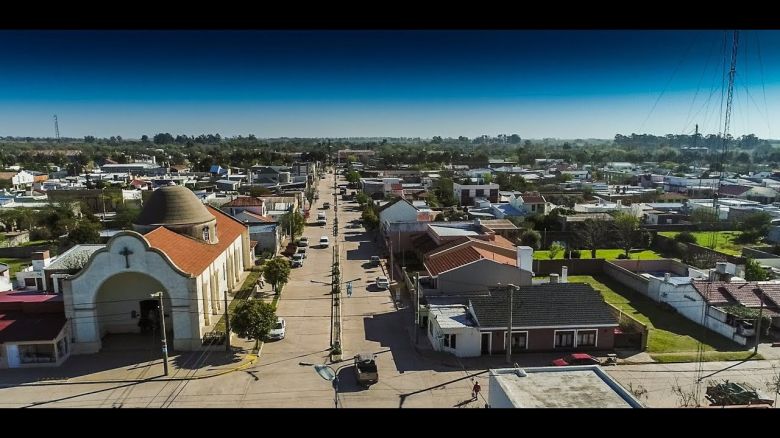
xmin=660 ymin=284 xmax=747 ymax=346
xmin=63 ymin=232 xmax=198 ymax=353
xmin=427 ymin=315 xmax=482 ymax=358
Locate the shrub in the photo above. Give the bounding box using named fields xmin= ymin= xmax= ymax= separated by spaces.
xmin=674 ymin=231 xmax=697 ymax=244
xmin=617 ymin=253 xmax=630 ymax=259
xmin=570 ymin=249 xmax=581 ymax=259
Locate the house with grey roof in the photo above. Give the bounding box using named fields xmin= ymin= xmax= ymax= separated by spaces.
xmin=426 ymin=283 xmax=618 ymax=357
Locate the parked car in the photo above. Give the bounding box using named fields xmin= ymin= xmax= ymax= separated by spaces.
xmin=297 ymin=237 xmax=309 ymax=247
xmin=323 ymin=202 xmax=331 ymax=209
xmin=375 ymin=276 xmax=389 ymax=290
xmin=551 ymin=353 xmax=600 ymax=366
xmin=370 ymin=256 xmax=380 ymax=266
xmin=267 ymin=318 xmax=286 ymax=340
xmin=319 ymin=236 xmax=330 ymax=247
xmin=317 ymin=212 xmax=327 ymax=225
xmin=296 ymin=247 xmax=307 ymax=259
xmin=354 ymin=352 xmax=378 ymax=387
xmin=291 ymin=253 xmax=304 ymax=268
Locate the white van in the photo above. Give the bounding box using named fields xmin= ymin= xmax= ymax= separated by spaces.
xmin=317 ymin=212 xmax=327 ymax=225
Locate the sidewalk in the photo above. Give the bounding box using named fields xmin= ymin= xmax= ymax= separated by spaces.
xmin=0 ymin=347 xmax=258 ymax=387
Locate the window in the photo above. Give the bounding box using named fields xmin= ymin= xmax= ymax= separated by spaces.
xmin=554 ymin=331 xmax=575 ymax=348
xmin=510 ymin=332 xmax=527 ymax=350
xmin=202 ymin=226 xmax=210 ymax=241
xmin=19 ymin=344 xmax=56 ymax=364
xmin=577 ymin=330 xmax=597 ymax=347
xmin=443 ymin=333 xmax=457 ymax=349
xmin=475 ymin=189 xmax=484 ymax=197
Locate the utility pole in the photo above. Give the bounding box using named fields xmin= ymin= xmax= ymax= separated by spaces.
xmin=505 ymin=285 xmax=515 ymax=364
xmin=755 ymin=288 xmax=764 ymax=355
xmin=151 ymin=291 xmax=169 ymax=376
xmin=224 ymin=289 xmax=231 ymax=353
xmin=414 ymin=272 xmax=420 ymax=345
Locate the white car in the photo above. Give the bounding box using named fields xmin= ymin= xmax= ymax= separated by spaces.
xmin=376 ymin=276 xmax=389 ymax=290
xmin=268 ymin=318 xmax=286 ymax=340
xmin=319 ymin=236 xmax=330 ymax=247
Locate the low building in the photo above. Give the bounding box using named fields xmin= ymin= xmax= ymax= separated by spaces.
xmin=487 ymin=366 xmax=643 ymax=408
xmin=248 ymin=223 xmax=282 ymax=255
xmin=453 ymin=182 xmax=500 ymax=206
xmin=0 ymin=291 xmax=70 ymax=368
xmin=426 ymin=283 xmax=617 ymax=357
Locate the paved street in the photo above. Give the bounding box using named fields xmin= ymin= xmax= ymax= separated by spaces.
xmin=2 ymin=169 xmax=780 ymax=408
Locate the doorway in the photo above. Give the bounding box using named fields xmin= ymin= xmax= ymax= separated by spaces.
xmin=139 ymin=299 xmax=160 ymax=334
xmin=481 ymin=332 xmax=491 ymax=355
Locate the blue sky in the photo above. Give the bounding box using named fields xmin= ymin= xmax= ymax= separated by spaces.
xmin=1 ymin=30 xmax=779 ymax=139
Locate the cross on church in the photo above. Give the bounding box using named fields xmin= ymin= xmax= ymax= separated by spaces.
xmin=120 ymin=247 xmax=133 ymax=268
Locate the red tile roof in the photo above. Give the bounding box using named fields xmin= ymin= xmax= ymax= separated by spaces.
xmin=424 ymin=239 xmax=517 ymax=276
xmin=425 ymin=245 xmax=483 ymax=276
xmin=223 ymin=197 xmax=264 ymax=207
xmin=240 ymin=211 xmax=275 ymax=223
xmin=719 ymin=185 xmax=751 ymax=197
xmin=144 ymin=205 xmax=247 ymax=276
xmin=520 ymin=194 xmax=546 ymax=204
xmin=0 ymin=312 xmax=66 ymax=342
xmin=491 ymin=235 xmax=517 ymax=249
xmin=692 ymin=281 xmax=780 ymax=308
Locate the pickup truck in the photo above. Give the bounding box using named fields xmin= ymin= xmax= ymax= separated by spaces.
xmin=354 ymin=353 xmax=378 ymax=387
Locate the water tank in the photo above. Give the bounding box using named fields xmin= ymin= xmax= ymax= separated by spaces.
xmin=716 ymin=262 xmax=728 ymax=274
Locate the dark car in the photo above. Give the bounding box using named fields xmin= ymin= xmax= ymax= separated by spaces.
xmin=354 ymin=353 xmax=378 ymax=387
xmin=551 ymin=353 xmax=600 ymax=366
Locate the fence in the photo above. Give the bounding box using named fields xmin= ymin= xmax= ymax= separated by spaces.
xmin=533 ymin=258 xmax=605 ymax=276
xmin=0 ymin=245 xmax=52 ymax=259
xmin=606 ymin=302 xmax=649 ymax=351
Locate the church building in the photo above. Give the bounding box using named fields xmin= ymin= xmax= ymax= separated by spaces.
xmin=63 ymin=185 xmax=252 ymax=353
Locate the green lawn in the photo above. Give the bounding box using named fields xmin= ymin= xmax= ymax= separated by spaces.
xmin=567 ymin=275 xmax=753 ymax=362
xmin=0 ymin=257 xmax=30 ymax=276
xmin=658 ymin=231 xmax=745 ymax=256
xmin=533 ymin=249 xmax=664 ymax=260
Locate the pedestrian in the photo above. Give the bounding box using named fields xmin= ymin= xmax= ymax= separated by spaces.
xmin=472 ymin=381 xmax=481 ymax=400
xmin=257 ymin=274 xmax=265 ymax=289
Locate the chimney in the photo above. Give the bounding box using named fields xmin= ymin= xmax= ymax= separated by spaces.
xmin=549 ymin=273 xmax=559 ymax=284
xmin=517 ymin=246 xmax=533 ymax=273
xmin=708 ymin=270 xmax=719 ymax=282
xmin=32 ymin=250 xmax=51 ymax=271
xmin=561 ymin=266 xmax=568 ymax=283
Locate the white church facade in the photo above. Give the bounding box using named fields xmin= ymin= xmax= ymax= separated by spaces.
xmin=63 ymin=185 xmax=252 ymax=353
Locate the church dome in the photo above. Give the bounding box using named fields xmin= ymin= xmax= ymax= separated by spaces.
xmin=135 ymin=185 xmax=215 ymax=226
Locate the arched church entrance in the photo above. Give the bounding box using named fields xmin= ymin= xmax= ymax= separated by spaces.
xmin=95 ymin=272 xmax=173 ymax=352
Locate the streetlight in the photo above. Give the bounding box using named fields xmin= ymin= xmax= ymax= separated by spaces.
xmin=302 ymin=361 xmax=352 ymax=408
xmin=150 ymin=291 xmax=169 ymax=376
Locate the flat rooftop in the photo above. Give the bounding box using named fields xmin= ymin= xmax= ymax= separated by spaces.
xmin=429 ymin=304 xmax=475 ymax=329
xmin=490 ymin=366 xmax=642 ymax=408
xmin=429 ymin=225 xmax=481 ymax=237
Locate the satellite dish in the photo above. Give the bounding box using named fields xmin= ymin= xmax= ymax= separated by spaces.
xmin=314 ymin=364 xmax=336 ymax=381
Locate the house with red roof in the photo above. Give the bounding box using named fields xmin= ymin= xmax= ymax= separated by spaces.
xmin=0 ymin=291 xmax=70 ymax=368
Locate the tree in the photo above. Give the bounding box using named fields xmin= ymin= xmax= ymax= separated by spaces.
xmin=113 ymin=203 xmax=141 ymax=229
xmin=345 ymin=171 xmax=361 ymax=185
xmin=263 ymin=257 xmax=291 ymax=293
xmin=579 ymin=219 xmax=609 ymax=258
xmin=229 ymin=300 xmax=276 ymax=349
xmin=613 ymin=212 xmax=640 ymax=258
xmin=737 ymin=212 xmax=772 ymax=243
xmin=482 ymin=173 xmax=493 ymax=184
xmin=65 ymin=221 xmax=101 ymax=245
xmin=279 ymin=211 xmax=304 ymax=238
xmin=355 ymin=192 xmax=370 ymax=206
xmin=548 ymin=242 xmax=564 ymax=260
xmin=745 ymin=258 xmax=770 ymax=281
xmin=304 ymin=186 xmax=316 ymax=209
xmin=689 ymin=209 xmax=719 ymax=230
xmin=362 ymin=206 xmax=379 ymax=231
xmin=520 ymin=229 xmax=541 ymax=250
